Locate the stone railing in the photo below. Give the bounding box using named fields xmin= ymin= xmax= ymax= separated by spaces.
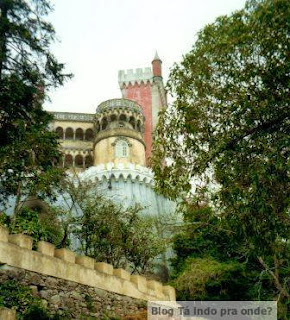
xmin=50 ymin=112 xmax=95 ymax=122
xmin=96 ymin=99 xmax=143 ymax=115
xmin=0 ymin=226 xmax=175 ymax=302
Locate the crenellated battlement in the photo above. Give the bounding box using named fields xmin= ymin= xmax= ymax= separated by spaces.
xmin=0 ymin=226 xmax=175 ymax=302
xmin=118 ymin=67 xmax=153 ymax=86
xmin=80 ymin=162 xmax=154 ymax=186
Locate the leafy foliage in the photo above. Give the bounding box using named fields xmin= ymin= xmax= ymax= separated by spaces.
xmin=57 ymin=176 xmax=165 ymax=274
xmin=171 ymin=204 xmax=290 ymax=318
xmin=0 ymin=0 xmax=71 ymax=213
xmin=173 ymin=257 xmax=247 ymax=301
xmin=152 ymin=0 xmax=289 ymax=311
xmin=0 ymin=280 xmax=49 ymax=319
xmin=0 ymin=207 xmax=63 ymax=246
xmin=0 ymin=0 xmax=70 ymax=86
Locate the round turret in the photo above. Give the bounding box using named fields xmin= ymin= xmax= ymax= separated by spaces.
xmin=94 ymin=99 xmax=146 ymax=166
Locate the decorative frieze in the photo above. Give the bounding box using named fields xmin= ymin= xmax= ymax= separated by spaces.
xmin=51 ymin=112 xmax=94 ymax=123
xmin=97 ymin=99 xmax=143 ymax=115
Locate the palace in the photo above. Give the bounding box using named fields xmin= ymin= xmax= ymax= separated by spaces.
xmin=50 ymin=53 xmax=176 ymax=217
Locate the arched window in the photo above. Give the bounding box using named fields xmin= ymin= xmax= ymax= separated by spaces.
xmin=75 ymin=154 xmax=83 ymax=168
xmin=85 ymin=128 xmax=94 ymax=141
xmin=85 ymin=155 xmax=93 ymax=168
xmin=64 ymin=154 xmax=73 ymax=168
xmin=101 ymin=118 xmax=108 ymax=130
xmin=137 ymin=120 xmax=141 ymax=132
xmin=55 ymin=127 xmax=64 ymax=139
xmin=119 ymin=114 xmax=126 ymax=122
xmin=110 ymin=115 xmax=117 ymax=122
xmin=65 ymin=127 xmax=74 ymax=140
xmin=115 ymin=140 xmax=129 ymax=158
xmin=129 ymin=117 xmax=135 ymax=129
xmin=75 ymin=128 xmax=84 ymax=140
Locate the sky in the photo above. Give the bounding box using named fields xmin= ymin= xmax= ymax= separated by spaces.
xmin=45 ymin=0 xmax=246 ymax=114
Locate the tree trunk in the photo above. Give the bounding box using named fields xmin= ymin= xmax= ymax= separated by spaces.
xmin=258 ymin=256 xmax=290 ymax=300
xmin=0 ymin=0 xmax=9 ymax=80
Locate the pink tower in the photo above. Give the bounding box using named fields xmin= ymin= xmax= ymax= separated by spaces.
xmin=118 ymin=52 xmax=167 ymax=166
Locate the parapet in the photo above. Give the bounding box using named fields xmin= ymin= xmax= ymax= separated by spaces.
xmin=0 ymin=226 xmax=175 ymax=302
xmin=118 ymin=67 xmax=153 ymax=86
xmin=79 ymin=162 xmax=154 ymax=186
xmin=96 ymin=98 xmax=144 ymax=116
xmin=50 ymin=112 xmax=95 ymax=123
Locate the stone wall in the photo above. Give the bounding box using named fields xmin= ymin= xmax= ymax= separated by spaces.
xmin=0 ymin=226 xmax=175 ymax=303
xmin=0 ymin=266 xmax=147 ymax=319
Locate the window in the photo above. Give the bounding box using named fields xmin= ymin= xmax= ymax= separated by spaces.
xmin=55 ymin=127 xmax=64 ymax=139
xmin=115 ymin=140 xmax=129 ymax=158
xmin=64 ymin=154 xmax=73 ymax=167
xmin=85 ymin=128 xmax=94 ymax=141
xmin=65 ymin=127 xmax=74 ymax=140
xmin=75 ymin=128 xmax=84 ymax=140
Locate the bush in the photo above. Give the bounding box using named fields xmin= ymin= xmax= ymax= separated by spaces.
xmin=173 ymin=257 xmax=249 ymax=301
xmin=0 ymin=280 xmax=47 ymax=318
xmin=0 ymin=280 xmax=70 ymax=319
xmin=0 ymin=207 xmax=63 ymax=247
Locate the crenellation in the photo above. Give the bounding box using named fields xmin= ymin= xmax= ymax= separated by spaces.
xmin=0 ymin=229 xmax=176 ymax=302
xmin=95 ymin=262 xmax=113 ymax=275
xmin=118 ymin=67 xmax=153 ymax=86
xmin=163 ymin=285 xmax=176 ymax=301
xmin=0 ymin=307 xmax=16 ymax=320
xmin=37 ymin=241 xmax=55 ymax=256
xmin=75 ymin=255 xmax=95 ymax=269
xmin=0 ymin=226 xmax=9 ymax=242
xmin=113 ymin=268 xmax=131 ymax=281
xmin=54 ymin=248 xmax=76 ymax=263
xmin=9 ymin=234 xmax=33 ymax=250
xmin=95 ymin=262 xmax=114 ymax=275
xmin=148 ymin=280 xmax=164 ymax=296
xmin=131 ymin=275 xmax=147 ymax=293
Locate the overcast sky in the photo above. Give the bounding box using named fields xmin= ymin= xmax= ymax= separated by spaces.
xmin=45 ymin=0 xmax=246 ymax=114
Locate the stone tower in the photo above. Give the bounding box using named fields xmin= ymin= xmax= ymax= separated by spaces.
xmin=94 ymin=98 xmax=146 ymax=167
xmin=118 ymin=52 xmax=167 ymax=165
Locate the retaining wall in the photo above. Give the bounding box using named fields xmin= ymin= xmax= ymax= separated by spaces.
xmin=0 ymin=226 xmax=175 ymax=302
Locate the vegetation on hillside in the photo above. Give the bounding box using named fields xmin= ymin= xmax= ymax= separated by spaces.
xmin=57 ymin=176 xmax=166 ymax=274
xmin=152 ymin=0 xmax=289 ymax=318
xmin=0 ymin=0 xmax=72 ymax=215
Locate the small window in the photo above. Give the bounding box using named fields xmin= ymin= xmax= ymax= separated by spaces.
xmin=115 ymin=140 xmax=129 ymax=158
xmin=64 ymin=154 xmax=73 ymax=168
xmin=55 ymin=127 xmax=64 ymax=139
xmin=75 ymin=128 xmax=84 ymax=140
xmin=85 ymin=128 xmax=94 ymax=141
xmin=119 ymin=122 xmax=125 ymax=128
xmin=65 ymin=128 xmax=74 ymax=140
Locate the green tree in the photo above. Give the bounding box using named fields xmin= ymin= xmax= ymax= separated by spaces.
xmin=152 ymin=0 xmax=289 ymax=313
xmin=0 ymin=0 xmax=71 ymax=214
xmin=170 ymin=202 xmax=289 ymax=318
xmin=0 ymin=206 xmax=64 ymax=246
xmin=57 ymin=176 xmax=165 ymax=274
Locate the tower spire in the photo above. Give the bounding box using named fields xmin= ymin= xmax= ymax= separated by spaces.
xmin=152 ymin=51 xmax=162 ymax=77
xmin=153 ymin=50 xmax=161 ymax=61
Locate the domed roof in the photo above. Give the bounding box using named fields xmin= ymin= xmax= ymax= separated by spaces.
xmin=96 ymin=98 xmax=143 ymax=116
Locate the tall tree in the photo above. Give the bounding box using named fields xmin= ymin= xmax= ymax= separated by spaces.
xmin=152 ymin=0 xmax=289 ymax=307
xmin=55 ymin=175 xmax=165 ymax=274
xmin=0 ymin=0 xmax=72 ymax=213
